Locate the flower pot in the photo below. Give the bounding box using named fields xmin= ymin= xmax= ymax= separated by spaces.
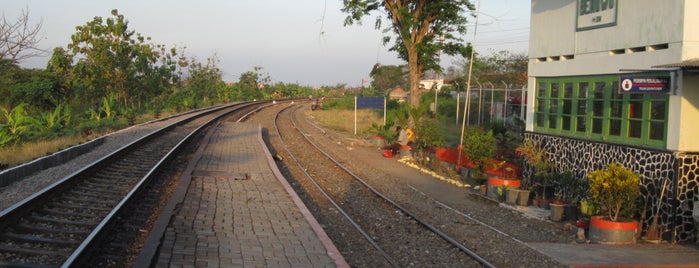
xmin=506 ymin=188 xmax=520 ymax=205
xmin=371 ymin=135 xmax=386 ymax=147
xmin=486 ymin=176 xmax=521 ymax=200
xmin=486 ymin=176 xmax=521 ymax=188
xmin=589 ymin=216 xmax=638 ymax=244
xmin=539 ymin=199 xmax=551 ymax=210
xmin=550 ymin=203 xmax=566 ymax=221
xmin=516 ymin=190 xmax=531 ymax=206
xmin=399 ymin=145 xmax=412 ymax=158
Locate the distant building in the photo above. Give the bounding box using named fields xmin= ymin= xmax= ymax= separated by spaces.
xmin=388 ymin=86 xmax=409 ymax=102
xmin=527 ymin=0 xmax=698 ymax=243
xmin=419 ymin=79 xmax=444 ymax=91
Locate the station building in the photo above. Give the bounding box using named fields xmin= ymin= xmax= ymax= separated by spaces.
xmin=526 ymin=0 xmax=698 ymax=242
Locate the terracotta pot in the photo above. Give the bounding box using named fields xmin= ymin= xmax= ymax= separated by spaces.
xmin=550 ymin=203 xmax=566 ymax=221
xmin=589 ymin=216 xmax=638 ymax=244
xmin=486 ymin=177 xmax=520 ymax=200
xmin=486 ymin=176 xmax=521 ymax=188
xmin=371 ymin=135 xmax=386 ymax=147
xmin=516 ymin=190 xmax=531 ymax=206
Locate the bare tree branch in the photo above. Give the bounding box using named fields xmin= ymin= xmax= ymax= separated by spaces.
xmin=0 ymin=7 xmax=45 ymax=64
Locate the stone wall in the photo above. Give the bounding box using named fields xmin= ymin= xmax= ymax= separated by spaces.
xmin=525 ymin=132 xmax=697 ymax=243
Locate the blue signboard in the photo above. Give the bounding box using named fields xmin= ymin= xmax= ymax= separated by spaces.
xmin=619 ymin=76 xmax=670 ymax=94
xmin=356 ymin=96 xmax=384 ymax=109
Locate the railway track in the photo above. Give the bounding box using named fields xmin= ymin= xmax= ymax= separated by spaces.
xmin=0 ymin=101 xmax=267 ymax=267
xmin=272 ymin=103 xmax=495 ymax=267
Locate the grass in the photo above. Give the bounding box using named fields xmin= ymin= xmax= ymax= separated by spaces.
xmin=304 ymin=108 xmax=384 ymax=136
xmin=0 ymin=135 xmax=86 ymax=168
xmin=0 ymin=109 xmax=177 ymax=170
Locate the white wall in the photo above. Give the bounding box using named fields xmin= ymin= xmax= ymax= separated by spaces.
xmin=529 ymin=0 xmax=686 ymax=77
xmin=528 ymin=0 xmax=699 ymax=152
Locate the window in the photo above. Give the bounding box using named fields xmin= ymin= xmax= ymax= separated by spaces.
xmin=535 ymin=76 xmax=668 ymax=148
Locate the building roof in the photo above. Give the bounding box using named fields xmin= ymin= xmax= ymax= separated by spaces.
xmin=389 ymin=87 xmax=407 ymax=95
xmin=654 ymin=58 xmax=699 ymax=69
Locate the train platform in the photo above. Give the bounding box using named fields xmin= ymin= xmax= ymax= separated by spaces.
xmin=138 ymin=122 xmax=347 ymax=267
xmin=354 ymin=145 xmax=699 ymax=268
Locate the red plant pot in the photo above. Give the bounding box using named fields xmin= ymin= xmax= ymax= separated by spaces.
xmin=589 ymin=216 xmax=638 ymax=244
xmin=486 ymin=176 xmax=521 ymax=188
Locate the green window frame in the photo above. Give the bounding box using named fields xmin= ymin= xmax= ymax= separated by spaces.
xmin=535 ymin=76 xmax=668 ymax=148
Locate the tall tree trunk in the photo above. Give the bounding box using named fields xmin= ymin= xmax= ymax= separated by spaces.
xmin=406 ymin=44 xmax=423 ymax=127
xmin=407 ymin=45 xmax=422 ymax=108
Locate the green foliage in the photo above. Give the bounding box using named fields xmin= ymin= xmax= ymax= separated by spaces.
xmin=461 ymin=127 xmax=495 ymax=172
xmin=236 ymin=66 xmax=271 ymax=100
xmin=322 ymin=97 xmax=355 ymax=110
xmin=553 ymin=171 xmax=589 ymax=203
xmin=516 ymin=139 xmax=556 ymax=176
xmin=369 ymin=63 xmax=407 ymax=92
xmin=342 ymin=0 xmax=475 ymax=108
xmin=77 ymin=116 xmax=124 ymax=139
xmin=102 ymin=94 xmax=117 ymax=119
xmin=368 ymin=121 xmax=397 ymax=143
xmin=472 ymin=50 xmax=528 ymax=88
xmin=486 ymin=118 xmax=524 ymax=164
xmin=50 ymin=9 xmax=178 ymax=108
xmin=32 ymin=104 xmax=72 ymax=138
xmin=0 ymin=104 xmax=32 ymax=147
xmin=414 ymin=117 xmax=444 ymax=151
xmin=0 ymin=10 xmax=320 ymax=153
xmin=587 ymin=163 xmax=640 ymax=222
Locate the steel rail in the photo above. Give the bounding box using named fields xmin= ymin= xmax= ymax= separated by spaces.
xmin=0 ymin=101 xmax=266 ymax=267
xmin=286 ymin=104 xmax=497 ymax=268
xmin=272 ymin=103 xmax=400 ymax=267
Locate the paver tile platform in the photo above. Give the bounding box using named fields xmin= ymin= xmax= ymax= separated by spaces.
xmin=146 ymin=122 xmax=346 ymax=267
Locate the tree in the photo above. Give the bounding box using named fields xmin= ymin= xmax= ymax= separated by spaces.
xmin=369 ymin=63 xmax=407 ymax=94
xmin=49 ymin=9 xmax=178 ymax=108
xmin=235 ymin=66 xmax=271 ymax=100
xmin=475 ymin=50 xmax=527 ymax=88
xmin=342 ymin=0 xmax=474 ymax=111
xmin=0 ymin=8 xmax=44 ymax=63
xmin=184 ymin=55 xmax=225 ymax=105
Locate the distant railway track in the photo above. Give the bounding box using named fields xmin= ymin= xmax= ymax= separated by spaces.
xmin=271 ymin=103 xmax=495 ymax=267
xmin=0 ymin=101 xmax=268 ymax=267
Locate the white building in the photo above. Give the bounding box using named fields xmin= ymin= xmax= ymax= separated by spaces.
xmin=527 ymin=0 xmax=698 ymax=243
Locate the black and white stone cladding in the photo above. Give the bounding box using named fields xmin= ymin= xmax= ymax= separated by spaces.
xmin=524 ymin=132 xmax=698 ymax=243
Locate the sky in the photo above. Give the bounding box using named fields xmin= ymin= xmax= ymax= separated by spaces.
xmin=2 ymin=0 xmax=530 ymax=87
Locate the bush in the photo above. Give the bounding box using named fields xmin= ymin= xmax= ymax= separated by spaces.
xmin=414 ymin=117 xmax=444 ymax=151
xmin=461 ymin=127 xmax=495 ymax=172
xmin=587 ymin=163 xmax=640 ymax=222
xmin=322 ymin=97 xmax=354 ymax=110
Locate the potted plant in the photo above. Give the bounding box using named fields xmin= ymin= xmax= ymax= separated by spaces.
xmin=461 ymin=127 xmax=496 ymax=195
xmin=413 ymin=117 xmax=444 ymax=161
xmin=516 ymin=140 xmax=556 ymax=208
xmin=368 ymin=122 xmax=395 ymax=148
xmin=586 ymin=162 xmax=640 ymax=244
xmin=550 ymin=171 xmax=587 ymax=221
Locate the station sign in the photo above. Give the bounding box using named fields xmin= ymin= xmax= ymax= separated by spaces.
xmin=356 ymin=96 xmax=384 ymax=109
xmin=577 ymin=0 xmax=618 ymax=31
xmin=619 ymin=76 xmax=670 ymax=94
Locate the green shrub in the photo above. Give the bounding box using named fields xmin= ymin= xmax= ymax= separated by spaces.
xmin=414 ymin=117 xmax=444 ymax=151
xmin=322 ymin=97 xmax=354 ymax=110
xmin=461 ymin=127 xmax=495 ymax=172
xmin=587 ymin=163 xmax=640 ymax=222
